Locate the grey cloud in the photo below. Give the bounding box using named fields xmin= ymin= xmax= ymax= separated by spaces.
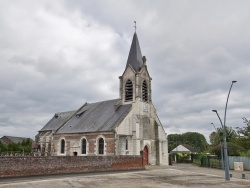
xmin=1 ymin=1 xmax=250 ymax=142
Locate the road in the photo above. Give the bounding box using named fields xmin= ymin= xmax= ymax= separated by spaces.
xmin=1 ymin=164 xmax=250 ymax=188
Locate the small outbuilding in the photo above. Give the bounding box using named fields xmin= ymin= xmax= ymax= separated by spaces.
xmin=170 ymin=144 xmax=196 ymax=163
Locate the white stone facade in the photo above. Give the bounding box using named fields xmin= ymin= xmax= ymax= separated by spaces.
xmin=115 ymin=98 xmax=168 ymax=165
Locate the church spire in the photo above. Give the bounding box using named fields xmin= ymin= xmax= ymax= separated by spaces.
xmin=120 ymin=30 xmax=152 ymax=104
xmin=126 ymin=32 xmax=143 ymax=72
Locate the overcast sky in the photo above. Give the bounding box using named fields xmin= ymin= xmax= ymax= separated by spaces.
xmin=1 ymin=0 xmax=250 ymax=142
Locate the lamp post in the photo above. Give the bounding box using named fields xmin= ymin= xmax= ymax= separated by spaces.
xmin=212 ymin=110 xmax=229 ymax=180
xmin=211 ymin=123 xmax=224 ymax=170
xmin=212 ymin=80 xmax=237 ymax=181
xmin=224 ymin=81 xmax=237 ymax=131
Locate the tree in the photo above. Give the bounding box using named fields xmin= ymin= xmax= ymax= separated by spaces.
xmin=233 ymin=137 xmax=250 ymax=151
xmin=236 ymin=117 xmax=250 ymax=138
xmin=0 ymin=139 xmax=33 ymax=154
xmin=168 ymin=134 xmax=182 ymax=152
xmin=0 ymin=141 xmax=7 ymax=153
xmin=209 ymin=143 xmax=223 ymax=158
xmin=181 ymin=132 xmax=207 ymax=152
xmin=227 ymin=142 xmax=246 ymax=156
xmin=209 ymin=142 xmax=245 ymax=157
xmin=209 ymin=126 xmax=237 ymax=145
xmin=239 ymin=150 xmax=250 ymax=157
xmin=208 ymin=123 xmax=249 ymax=156
xmin=209 ymin=130 xmax=221 ymax=146
xmin=232 ymin=117 xmax=250 ymax=151
xmin=168 ymin=132 xmax=208 ymax=152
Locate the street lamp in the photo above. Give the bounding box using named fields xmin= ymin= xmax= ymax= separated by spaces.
xmin=212 ymin=80 xmax=237 ymax=181
xmin=211 ymin=122 xmax=224 ymax=170
xmin=224 ymin=81 xmax=237 ymax=133
xmin=212 ymin=110 xmax=229 ymax=180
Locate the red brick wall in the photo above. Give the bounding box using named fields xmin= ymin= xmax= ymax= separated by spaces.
xmin=0 ymin=155 xmax=144 ymax=177
xmin=52 ymin=132 xmax=115 ymax=155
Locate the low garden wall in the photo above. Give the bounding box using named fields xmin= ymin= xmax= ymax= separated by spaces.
xmin=0 ymin=155 xmax=144 ymax=177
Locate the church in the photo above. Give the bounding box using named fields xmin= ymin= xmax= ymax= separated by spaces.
xmin=37 ymin=31 xmax=168 ymax=165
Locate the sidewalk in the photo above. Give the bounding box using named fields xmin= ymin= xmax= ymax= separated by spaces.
xmin=1 ymin=163 xmax=250 ymax=188
xmin=146 ymin=163 xmax=250 ymax=180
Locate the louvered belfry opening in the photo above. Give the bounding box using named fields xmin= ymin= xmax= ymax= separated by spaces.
xmin=125 ymin=79 xmax=133 ymax=101
xmin=142 ymin=80 xmax=148 ymax=102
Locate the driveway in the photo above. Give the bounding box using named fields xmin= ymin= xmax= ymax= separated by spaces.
xmin=0 ymin=164 xmax=249 ymax=188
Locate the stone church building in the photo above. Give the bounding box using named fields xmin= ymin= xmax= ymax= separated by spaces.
xmin=37 ymin=32 xmax=168 ymax=165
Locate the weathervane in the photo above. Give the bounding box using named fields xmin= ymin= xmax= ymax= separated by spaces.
xmin=134 ymin=21 xmax=137 ymax=32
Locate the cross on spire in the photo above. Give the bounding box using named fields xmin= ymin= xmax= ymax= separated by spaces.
xmin=134 ymin=21 xmax=137 ymax=33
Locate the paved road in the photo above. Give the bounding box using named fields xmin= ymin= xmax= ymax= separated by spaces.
xmin=1 ymin=164 xmax=250 ymax=188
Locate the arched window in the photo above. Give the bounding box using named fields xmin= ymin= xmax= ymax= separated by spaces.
xmin=125 ymin=79 xmax=133 ymax=101
xmin=125 ymin=139 xmax=128 ymax=150
xmin=81 ymin=138 xmax=87 ymax=154
xmin=142 ymin=80 xmax=148 ymax=102
xmin=98 ymin=138 xmax=104 ymax=155
xmin=60 ymin=139 xmax=65 ymax=154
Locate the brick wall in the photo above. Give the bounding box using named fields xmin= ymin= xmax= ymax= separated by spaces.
xmin=51 ymin=132 xmax=115 ymax=156
xmin=0 ymin=155 xmax=144 ymax=177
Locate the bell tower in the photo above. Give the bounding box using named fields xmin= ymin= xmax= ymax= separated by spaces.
xmin=119 ymin=32 xmax=152 ymax=104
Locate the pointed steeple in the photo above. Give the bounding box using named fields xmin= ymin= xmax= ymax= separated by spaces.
xmin=126 ymin=33 xmax=143 ymax=72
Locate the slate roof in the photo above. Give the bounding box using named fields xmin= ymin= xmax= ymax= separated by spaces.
xmin=126 ymin=32 xmax=143 ymax=72
xmin=40 ymin=99 xmax=132 ymax=134
xmin=40 ymin=110 xmax=76 ymax=131
xmin=56 ymin=99 xmax=132 ymax=134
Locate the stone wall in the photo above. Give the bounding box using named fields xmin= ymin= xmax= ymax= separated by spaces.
xmin=0 ymin=155 xmax=144 ymax=177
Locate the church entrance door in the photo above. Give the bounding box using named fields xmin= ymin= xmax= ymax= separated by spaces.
xmin=143 ymin=146 xmax=149 ymax=165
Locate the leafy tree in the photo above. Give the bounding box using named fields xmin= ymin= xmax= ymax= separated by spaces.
xmin=168 ymin=134 xmax=182 ymax=151
xmin=209 ymin=131 xmax=220 ymax=146
xmin=230 ymin=117 xmax=250 ymax=152
xmin=232 ymin=137 xmax=250 ymax=151
xmin=239 ymin=150 xmax=250 ymax=157
xmin=209 ymin=143 xmax=223 ymax=158
xmin=168 ymin=132 xmax=208 ymax=152
xmin=209 ymin=142 xmax=245 ymax=157
xmin=236 ymin=117 xmax=250 ymax=138
xmin=208 ymin=121 xmax=249 ymax=156
xmin=0 ymin=139 xmax=33 ymax=154
xmin=227 ymin=142 xmax=246 ymax=156
xmin=209 ymin=127 xmax=237 ymax=145
xmin=0 ymin=141 xmax=7 ymax=153
xmin=181 ymin=132 xmax=207 ymax=152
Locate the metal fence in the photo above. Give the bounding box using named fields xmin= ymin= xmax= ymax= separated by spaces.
xmin=229 ymin=156 xmax=250 ymax=170
xmin=193 ymin=157 xmax=222 ymax=169
xmin=192 ymin=156 xmax=250 ymax=171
